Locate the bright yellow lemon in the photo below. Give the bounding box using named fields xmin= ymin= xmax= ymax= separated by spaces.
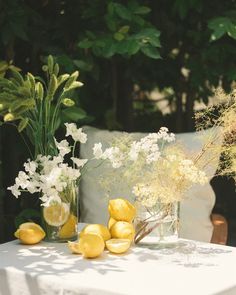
xmin=43 ymin=202 xmax=70 ymax=226
xmin=108 ymin=198 xmax=136 ymax=222
xmin=108 ymin=217 xmax=117 ymax=230
xmin=79 ymin=233 xmax=105 ymax=258
xmin=80 ymin=224 xmax=111 ymax=241
xmin=15 ymin=222 xmax=45 ymax=245
xmin=59 ymin=214 xmax=78 ymax=239
xmin=106 ymin=238 xmax=131 ymax=254
xmin=110 ymin=221 xmax=135 ymax=241
xmin=68 ymin=241 xmax=81 ymax=254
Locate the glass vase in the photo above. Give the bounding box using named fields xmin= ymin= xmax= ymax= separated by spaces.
xmin=42 ymin=183 xmax=78 ymax=242
xmin=134 ymin=201 xmax=179 ymax=247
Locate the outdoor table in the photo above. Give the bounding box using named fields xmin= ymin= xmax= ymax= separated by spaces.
xmin=0 ymin=239 xmax=236 ymax=295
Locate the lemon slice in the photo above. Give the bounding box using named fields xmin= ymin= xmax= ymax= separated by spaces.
xmin=106 ymin=239 xmax=131 ymax=254
xmin=68 ymin=241 xmax=81 ymax=254
xmin=59 ymin=214 xmax=78 ymax=239
xmin=43 ymin=202 xmax=70 ymax=226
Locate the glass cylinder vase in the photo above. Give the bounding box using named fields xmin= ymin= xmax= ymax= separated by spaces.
xmin=42 ymin=183 xmax=78 ymax=242
xmin=134 ymin=201 xmax=179 ymax=246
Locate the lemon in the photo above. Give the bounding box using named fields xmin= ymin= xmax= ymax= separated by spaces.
xmin=59 ymin=214 xmax=78 ymax=239
xmin=79 ymin=233 xmax=105 ymax=258
xmin=15 ymin=222 xmax=45 ymax=245
xmin=110 ymin=221 xmax=135 ymax=241
xmin=68 ymin=241 xmax=81 ymax=254
xmin=108 ymin=217 xmax=117 ymax=230
xmin=80 ymin=224 xmax=111 ymax=241
xmin=43 ymin=202 xmax=70 ymax=226
xmin=108 ymin=198 xmax=136 ymax=222
xmin=106 ymin=239 xmax=131 ymax=254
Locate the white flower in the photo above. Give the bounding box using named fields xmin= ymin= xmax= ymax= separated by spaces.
xmin=65 ymin=123 xmax=87 ymax=143
xmin=93 ymin=143 xmax=103 ymax=159
xmin=101 ymin=147 xmax=124 ymax=168
xmin=54 ymin=138 xmax=71 ymax=157
xmin=15 ymin=171 xmax=29 ymax=189
xmin=7 ymin=184 xmax=21 ymax=198
xmin=24 ymin=160 xmax=37 ymax=175
xmin=71 ymin=157 xmax=88 ymax=167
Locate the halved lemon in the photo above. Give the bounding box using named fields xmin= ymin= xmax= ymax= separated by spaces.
xmin=43 ymin=202 xmax=70 ymax=226
xmin=106 ymin=239 xmax=131 ymax=254
xmin=68 ymin=241 xmax=81 ymax=254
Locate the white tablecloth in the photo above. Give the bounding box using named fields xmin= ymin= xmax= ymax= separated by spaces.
xmin=0 ymin=239 xmax=236 ymax=295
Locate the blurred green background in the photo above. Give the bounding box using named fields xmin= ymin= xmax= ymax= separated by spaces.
xmin=0 ymin=0 xmax=236 ymax=244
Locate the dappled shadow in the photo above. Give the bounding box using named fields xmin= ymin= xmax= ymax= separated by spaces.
xmin=0 ymin=242 xmax=124 ymax=276
xmin=134 ymin=240 xmax=233 ymax=268
xmin=0 ymin=241 xmax=126 ymax=295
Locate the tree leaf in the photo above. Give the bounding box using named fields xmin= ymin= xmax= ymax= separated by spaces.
xmin=141 ymin=46 xmax=161 ymax=59
xmin=114 ymin=3 xmax=131 ymax=20
xmin=134 ymin=6 xmax=151 ymax=15
xmin=78 ymin=38 xmax=93 ymax=49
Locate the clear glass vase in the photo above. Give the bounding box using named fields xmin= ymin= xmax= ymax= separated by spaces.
xmin=42 ymin=183 xmax=78 ymax=242
xmin=134 ymin=201 xmax=179 ymax=246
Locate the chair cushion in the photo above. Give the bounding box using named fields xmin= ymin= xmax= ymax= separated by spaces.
xmin=79 ymin=126 xmax=221 ymax=242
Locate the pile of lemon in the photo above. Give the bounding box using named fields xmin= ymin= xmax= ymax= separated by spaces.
xmin=68 ymin=198 xmax=136 ymax=258
xmin=14 ymin=198 xmax=136 ymax=259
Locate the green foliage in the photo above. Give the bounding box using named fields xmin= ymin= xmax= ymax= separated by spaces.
xmin=0 ymin=55 xmax=87 ymax=156
xmin=78 ymin=1 xmax=161 ymax=59
xmin=208 ymin=16 xmax=236 ymax=41
xmin=15 ymin=209 xmax=41 ymax=229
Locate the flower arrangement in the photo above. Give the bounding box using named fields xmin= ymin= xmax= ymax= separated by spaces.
xmin=90 ymin=88 xmax=236 ymax=244
xmin=7 ymin=123 xmax=90 ymax=241
xmin=8 ymin=123 xmax=87 ymax=207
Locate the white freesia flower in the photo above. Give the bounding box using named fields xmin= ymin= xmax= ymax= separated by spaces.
xmin=93 ymin=143 xmax=103 ymax=159
xmin=8 ymin=123 xmax=90 ymax=206
xmin=65 ymin=123 xmax=87 ymax=143
xmin=7 ymin=184 xmax=21 ymax=198
xmin=71 ymin=157 xmax=88 ymax=167
xmin=54 ymin=138 xmax=71 ymax=157
xmin=24 ymin=160 xmax=37 ymax=175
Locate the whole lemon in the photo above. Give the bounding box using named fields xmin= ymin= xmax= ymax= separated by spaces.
xmin=80 ymin=224 xmax=111 ymax=241
xmin=110 ymin=221 xmax=135 ymax=241
xmin=59 ymin=214 xmax=78 ymax=239
xmin=108 ymin=198 xmax=136 ymax=222
xmin=79 ymin=233 xmax=105 ymax=258
xmin=108 ymin=217 xmax=117 ymax=230
xmin=15 ymin=222 xmax=45 ymax=245
xmin=106 ymin=239 xmax=131 ymax=254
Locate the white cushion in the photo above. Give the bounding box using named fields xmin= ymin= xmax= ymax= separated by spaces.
xmin=79 ymin=126 xmax=221 ymax=242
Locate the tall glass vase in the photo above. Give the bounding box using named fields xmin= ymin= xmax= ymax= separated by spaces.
xmin=42 ymin=183 xmax=78 ymax=242
xmin=134 ymin=201 xmax=179 ymax=246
